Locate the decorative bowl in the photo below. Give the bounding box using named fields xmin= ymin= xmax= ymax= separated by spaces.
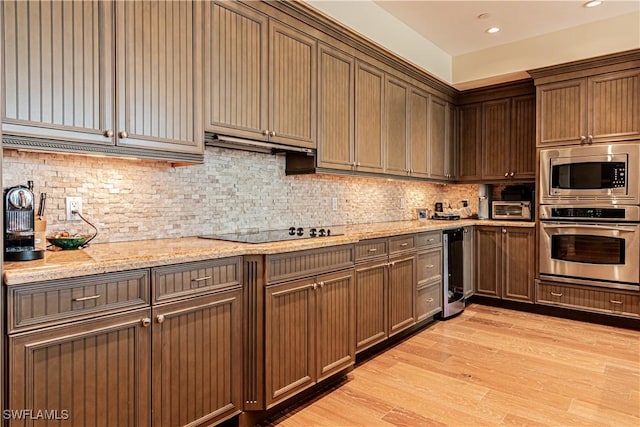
xmin=46 ymin=234 xmax=95 ymax=250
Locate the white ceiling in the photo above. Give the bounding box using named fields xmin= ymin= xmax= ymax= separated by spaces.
xmin=373 ymin=0 xmax=640 ymax=56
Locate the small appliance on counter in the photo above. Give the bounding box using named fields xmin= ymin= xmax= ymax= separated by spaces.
xmin=478 ymin=196 xmax=490 ymax=219
xmin=4 ymin=181 xmax=45 ymax=261
xmin=491 ymin=184 xmax=534 ymax=221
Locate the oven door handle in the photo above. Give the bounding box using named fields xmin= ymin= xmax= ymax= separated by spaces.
xmin=542 ymin=223 xmax=638 ymax=233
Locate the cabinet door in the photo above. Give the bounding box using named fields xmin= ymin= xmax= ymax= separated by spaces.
xmin=462 ymin=226 xmax=474 ymax=298
xmin=589 ymin=69 xmax=640 ymax=143
xmin=474 ymin=227 xmax=502 ymax=298
xmin=116 ymin=0 xmax=203 ymax=154
xmin=9 ymin=309 xmax=151 ymax=427
xmin=268 ymin=20 xmax=316 ymax=148
xmin=457 ymin=104 xmax=482 ymax=181
xmin=481 ymin=99 xmax=511 ymax=180
xmin=388 ymin=255 xmax=416 ymax=337
xmin=265 ymin=278 xmax=316 ymax=406
xmin=316 ymin=270 xmax=355 ymax=381
xmin=205 ymin=1 xmax=268 ymax=141
xmin=2 ymin=0 xmax=114 ymax=145
xmin=385 ymin=75 xmax=409 ymax=176
xmin=355 ymin=261 xmax=387 ymax=352
xmin=448 ymin=103 xmax=458 ymax=180
xmin=429 ymin=96 xmax=449 ymax=180
xmin=355 ymin=60 xmax=385 ymax=173
xmin=537 ymin=78 xmax=587 ymax=146
xmin=152 ymin=289 xmax=242 ymax=427
xmin=408 ymin=88 xmax=430 ymax=178
xmin=317 ymin=42 xmax=355 ymax=171
xmin=416 ymin=282 xmax=441 ymax=322
xmin=502 ymin=227 xmax=535 ymax=303
xmin=510 ymin=95 xmax=536 ymax=180
xmin=416 ymin=248 xmax=442 ymax=288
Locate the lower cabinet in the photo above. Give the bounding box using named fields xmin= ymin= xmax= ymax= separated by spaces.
xmin=264 ymin=269 xmax=355 ymax=407
xmin=462 ymin=226 xmax=474 ymax=298
xmin=475 ymin=226 xmax=535 ymax=302
xmin=354 ymin=259 xmax=388 ymax=352
xmin=388 ymin=254 xmax=417 ymax=336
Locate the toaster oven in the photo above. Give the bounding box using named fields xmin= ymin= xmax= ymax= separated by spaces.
xmin=491 ymin=201 xmax=532 ymax=221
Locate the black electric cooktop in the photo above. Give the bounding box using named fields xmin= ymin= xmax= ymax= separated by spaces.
xmin=199 ymin=227 xmax=342 ymax=244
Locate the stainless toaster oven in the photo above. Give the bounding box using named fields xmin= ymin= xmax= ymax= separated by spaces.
xmin=491 ymin=201 xmax=532 ymax=220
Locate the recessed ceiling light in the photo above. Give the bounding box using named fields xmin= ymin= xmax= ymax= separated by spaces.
xmin=486 ymin=27 xmax=500 ymax=34
xmin=477 ymin=13 xmax=491 ymax=20
xmin=584 ymin=0 xmax=602 ymax=8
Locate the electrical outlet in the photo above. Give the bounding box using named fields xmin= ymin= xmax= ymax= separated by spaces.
xmin=331 ymin=197 xmax=338 ymax=211
xmin=66 ymin=196 xmax=83 ymax=221
xmin=400 ymin=198 xmax=405 ymax=209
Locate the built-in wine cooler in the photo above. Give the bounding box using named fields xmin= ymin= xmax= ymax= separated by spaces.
xmin=442 ymin=228 xmax=465 ymax=318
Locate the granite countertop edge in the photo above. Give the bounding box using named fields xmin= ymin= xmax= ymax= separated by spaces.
xmin=3 ymin=219 xmax=535 ymax=285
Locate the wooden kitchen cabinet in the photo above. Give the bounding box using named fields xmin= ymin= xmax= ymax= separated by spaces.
xmin=481 ymin=99 xmax=511 ymax=180
xmin=2 ymin=0 xmax=203 ymax=161
xmin=355 ymin=259 xmax=388 ymax=352
xmin=317 ymin=41 xmax=355 ymax=171
xmin=475 ymin=226 xmax=534 ymax=302
xmin=408 ymin=88 xmax=430 ymax=178
xmin=265 ymin=269 xmax=354 ymax=407
xmin=354 ymin=60 xmax=386 ymax=173
xmin=462 ymin=226 xmax=474 ymax=298
xmin=385 ymin=74 xmax=410 ymax=176
xmin=205 ymin=1 xmax=316 ymax=149
xmin=533 ymin=60 xmax=640 ymax=146
xmin=9 ymin=308 xmax=152 ymax=427
xmin=415 ymin=231 xmax=443 ymax=322
xmin=152 ymin=288 xmax=243 ymax=427
xmin=388 ymin=254 xmax=416 ymax=336
xmin=429 ymin=96 xmax=454 ymax=180
xmin=457 ymin=104 xmax=482 ymax=181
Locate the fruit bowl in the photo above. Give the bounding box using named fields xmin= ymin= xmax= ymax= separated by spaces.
xmin=46 ymin=233 xmax=96 ymax=250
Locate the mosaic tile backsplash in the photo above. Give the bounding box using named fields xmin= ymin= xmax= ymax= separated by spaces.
xmin=3 ymin=148 xmax=479 ymax=243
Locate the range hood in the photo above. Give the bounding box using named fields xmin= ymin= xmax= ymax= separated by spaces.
xmin=205 ymin=133 xmax=315 ymax=155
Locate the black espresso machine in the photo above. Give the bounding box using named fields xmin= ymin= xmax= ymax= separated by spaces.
xmin=4 ymin=182 xmax=45 ymax=261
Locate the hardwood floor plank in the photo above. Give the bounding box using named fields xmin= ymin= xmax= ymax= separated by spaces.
xmin=263 ymin=304 xmax=640 ymax=427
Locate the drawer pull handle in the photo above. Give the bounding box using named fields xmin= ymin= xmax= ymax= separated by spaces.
xmin=141 ymin=318 xmax=151 ymax=328
xmin=426 ymin=298 xmax=434 ymax=303
xmin=73 ymin=294 xmax=100 ymax=302
xmin=428 ymin=238 xmax=435 ymax=242
xmin=191 ymin=276 xmax=212 ymax=283
xmin=610 ymin=300 xmax=623 ymax=305
xmin=550 ymin=292 xmax=563 ymax=297
xmin=368 ymin=248 xmax=377 ymax=252
xmin=400 ymin=243 xmax=409 ymax=247
xmin=425 ymin=264 xmax=434 ymax=269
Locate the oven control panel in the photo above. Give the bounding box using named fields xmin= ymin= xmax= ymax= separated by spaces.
xmin=613 ymin=166 xmax=626 ymax=188
xmin=550 ymin=207 xmax=626 ymax=220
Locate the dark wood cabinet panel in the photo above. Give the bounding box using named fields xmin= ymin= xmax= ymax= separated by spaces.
xmin=388 ymin=255 xmax=416 ymax=336
xmin=205 ymin=0 xmax=268 ymax=140
xmin=462 ymin=226 xmax=474 ymax=298
xmin=474 ymin=227 xmax=502 ymax=298
xmin=416 ymin=282 xmax=441 ymax=322
xmin=317 ymin=43 xmax=355 ymax=171
xmin=536 ymin=282 xmax=640 ymax=318
xmin=416 ymin=248 xmax=442 ymax=287
xmin=355 ymin=60 xmax=385 ymax=173
xmin=152 ymin=289 xmax=242 ymax=426
xmin=385 ymin=76 xmax=409 ymax=176
xmin=429 ymin=96 xmax=449 ymax=180
xmin=537 ymin=78 xmax=586 ymax=146
xmin=502 ymin=227 xmax=535 ymax=302
xmin=510 ymin=95 xmax=536 ymax=180
xmin=457 ymin=104 xmax=482 ymax=181
xmin=355 ymin=261 xmax=387 ymax=352
xmin=9 ymin=309 xmax=151 ymax=427
xmin=408 ymin=88 xmax=430 ymax=178
xmin=481 ymin=99 xmax=511 ymax=180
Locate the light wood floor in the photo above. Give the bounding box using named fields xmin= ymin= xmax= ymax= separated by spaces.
xmin=263 ymin=304 xmax=640 ymax=426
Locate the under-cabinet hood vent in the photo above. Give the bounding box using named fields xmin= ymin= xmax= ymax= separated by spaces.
xmin=204 ymin=133 xmax=315 ymax=155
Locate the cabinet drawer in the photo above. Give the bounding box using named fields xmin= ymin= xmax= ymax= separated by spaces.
xmin=355 ymin=238 xmax=388 ymax=262
xmin=8 ymin=270 xmax=150 ymax=332
xmin=416 ymin=283 xmax=442 ymax=322
xmin=389 ymin=235 xmax=415 ymax=253
xmin=536 ymin=282 xmax=640 ymax=318
xmin=267 ymin=245 xmax=354 ymax=283
xmin=417 ymin=248 xmax=442 ymax=285
xmin=415 ymin=231 xmax=442 ymax=248
xmin=152 ymin=257 xmax=242 ymax=303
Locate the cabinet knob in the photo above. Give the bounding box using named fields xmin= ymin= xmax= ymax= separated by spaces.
xmin=504 ymin=172 xmax=509 ymax=177
xmin=269 ymin=131 xmax=276 ymax=137
xmin=118 ymin=130 xmax=128 ymax=139
xmin=103 ymin=130 xmax=114 ymax=138
xmin=319 ymin=281 xmax=324 ymax=288
xmin=141 ymin=318 xmax=151 ymax=328
xmin=502 ymin=228 xmax=507 ymax=234
xmin=587 ymin=135 xmax=593 ymax=144
xmin=426 ymin=298 xmax=434 ymax=303
xmin=510 ymin=172 xmax=515 ymax=177
xmin=262 ymin=129 xmax=270 ymax=136
xmin=156 ymin=314 xmax=165 ymax=324
xmin=580 ymin=135 xmax=587 ymax=145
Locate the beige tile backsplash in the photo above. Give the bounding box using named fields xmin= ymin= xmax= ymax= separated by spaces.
xmin=3 ymin=148 xmax=479 ymax=243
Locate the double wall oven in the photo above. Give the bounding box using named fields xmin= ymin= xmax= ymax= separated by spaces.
xmin=539 ymin=143 xmax=640 ymax=291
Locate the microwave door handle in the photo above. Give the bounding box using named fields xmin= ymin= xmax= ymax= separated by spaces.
xmin=543 ymin=224 xmax=637 ymax=233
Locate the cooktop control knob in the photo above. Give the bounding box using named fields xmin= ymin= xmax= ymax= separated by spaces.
xmin=288 ymin=227 xmax=296 ymax=236
xmin=309 ymin=228 xmax=317 ymax=237
xmin=296 ymin=227 xmax=304 ymax=236
xmin=327 ymin=229 xmax=331 ymax=236
xmin=318 ymin=228 xmax=326 ymax=237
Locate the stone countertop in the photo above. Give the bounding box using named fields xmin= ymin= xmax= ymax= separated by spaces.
xmin=3 ymin=219 xmax=535 ymax=285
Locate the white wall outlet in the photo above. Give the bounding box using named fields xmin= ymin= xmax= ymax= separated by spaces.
xmin=331 ymin=197 xmax=338 ymax=211
xmin=400 ymin=198 xmax=405 ymax=209
xmin=66 ymin=196 xmax=83 ymax=221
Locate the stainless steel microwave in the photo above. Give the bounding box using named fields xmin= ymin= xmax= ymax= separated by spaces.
xmin=491 ymin=201 xmax=532 ymax=220
xmin=539 ymin=143 xmax=640 ymax=205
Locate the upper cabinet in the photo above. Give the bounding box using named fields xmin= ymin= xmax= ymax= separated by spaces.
xmin=205 ymin=1 xmax=316 ymax=149
xmin=407 ymin=88 xmax=430 ymax=179
xmin=384 ymin=74 xmax=410 ymax=176
xmin=429 ymin=96 xmax=454 ymax=180
xmin=531 ymin=51 xmax=640 ymax=146
xmin=457 ymin=80 xmax=536 ymax=182
xmin=354 ymin=60 xmax=386 ymax=174
xmin=2 ymin=0 xmax=204 ymax=161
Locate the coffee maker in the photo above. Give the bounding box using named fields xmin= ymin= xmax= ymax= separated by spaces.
xmin=4 ymin=182 xmax=45 ymax=261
